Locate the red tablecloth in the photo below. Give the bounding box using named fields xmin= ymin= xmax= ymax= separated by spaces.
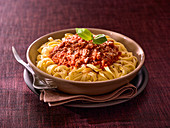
xmin=0 ymin=0 xmax=169 ymax=127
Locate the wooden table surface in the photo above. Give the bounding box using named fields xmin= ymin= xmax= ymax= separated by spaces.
xmin=0 ymin=0 xmax=169 ymax=127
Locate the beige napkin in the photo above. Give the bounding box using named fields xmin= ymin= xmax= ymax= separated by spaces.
xmin=40 ymin=83 xmax=137 ymax=106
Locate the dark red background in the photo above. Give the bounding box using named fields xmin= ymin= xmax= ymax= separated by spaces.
xmin=0 ymin=0 xmax=169 ymax=127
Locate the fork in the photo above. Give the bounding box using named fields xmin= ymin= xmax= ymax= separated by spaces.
xmin=12 ymin=46 xmax=57 ymax=89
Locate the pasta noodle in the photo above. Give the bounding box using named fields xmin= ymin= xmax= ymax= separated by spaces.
xmin=36 ymin=33 xmax=138 ymax=82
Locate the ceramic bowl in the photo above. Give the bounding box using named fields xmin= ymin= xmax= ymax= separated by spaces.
xmin=26 ymin=28 xmax=145 ymax=95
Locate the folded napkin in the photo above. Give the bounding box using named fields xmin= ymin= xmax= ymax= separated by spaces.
xmin=40 ymin=83 xmax=137 ymax=106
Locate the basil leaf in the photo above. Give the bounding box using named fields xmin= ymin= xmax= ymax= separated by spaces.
xmin=76 ymin=28 xmax=93 ymax=41
xmin=75 ymin=28 xmax=107 ymax=44
xmin=93 ymin=34 xmax=107 ymax=44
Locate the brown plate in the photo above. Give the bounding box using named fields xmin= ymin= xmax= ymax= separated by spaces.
xmin=27 ymin=28 xmax=145 ymax=95
xmin=23 ymin=65 xmax=148 ymax=108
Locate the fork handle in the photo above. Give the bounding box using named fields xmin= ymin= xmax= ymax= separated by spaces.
xmin=12 ymin=46 xmax=34 ymax=75
xmin=20 ymin=60 xmax=35 ymax=75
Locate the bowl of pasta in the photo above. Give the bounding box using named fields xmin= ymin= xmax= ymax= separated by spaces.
xmin=26 ymin=28 xmax=145 ymax=95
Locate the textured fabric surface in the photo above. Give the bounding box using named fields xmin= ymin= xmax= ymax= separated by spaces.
xmin=40 ymin=84 xmax=137 ymax=106
xmin=0 ymin=0 xmax=169 ymax=127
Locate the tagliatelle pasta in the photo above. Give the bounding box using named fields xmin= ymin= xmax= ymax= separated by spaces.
xmin=36 ymin=33 xmax=138 ymax=82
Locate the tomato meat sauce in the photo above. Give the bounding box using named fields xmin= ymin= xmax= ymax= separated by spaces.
xmin=49 ymin=34 xmax=121 ymax=69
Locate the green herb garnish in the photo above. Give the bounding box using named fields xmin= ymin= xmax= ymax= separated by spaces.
xmin=76 ymin=28 xmax=107 ymax=44
xmin=93 ymin=34 xmax=107 ymax=44
xmin=76 ymin=28 xmax=93 ymax=41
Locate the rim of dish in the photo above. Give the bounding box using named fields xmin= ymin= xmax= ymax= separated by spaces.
xmin=26 ymin=28 xmax=145 ymax=84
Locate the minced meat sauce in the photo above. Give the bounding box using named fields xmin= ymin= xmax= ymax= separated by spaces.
xmin=49 ymin=34 xmax=121 ymax=69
